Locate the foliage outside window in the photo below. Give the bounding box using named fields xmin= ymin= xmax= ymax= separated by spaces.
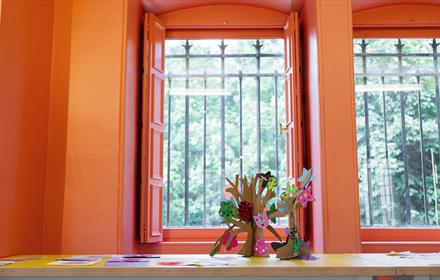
xmin=163 ymin=39 xmax=287 ymax=227
xmin=354 ymin=38 xmax=440 ymax=227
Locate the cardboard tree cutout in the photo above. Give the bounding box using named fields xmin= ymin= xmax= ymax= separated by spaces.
xmin=210 ymin=168 xmax=314 ymax=259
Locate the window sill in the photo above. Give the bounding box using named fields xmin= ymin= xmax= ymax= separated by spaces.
xmin=162 ymin=227 xmax=286 ymax=242
xmin=138 ymin=227 xmax=286 ymax=254
xmin=361 ymin=227 xmax=440 ymax=253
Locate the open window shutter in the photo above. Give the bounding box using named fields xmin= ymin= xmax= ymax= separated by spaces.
xmin=140 ymin=13 xmax=165 ymax=243
xmin=284 ymin=12 xmax=305 ymax=238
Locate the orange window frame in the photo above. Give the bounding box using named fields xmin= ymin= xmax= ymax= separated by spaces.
xmin=354 ymin=20 xmax=440 ymax=253
xmin=139 ymin=8 xmax=304 ymax=253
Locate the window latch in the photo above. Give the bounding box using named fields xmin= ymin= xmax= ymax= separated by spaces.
xmin=279 ymin=123 xmax=292 ymax=135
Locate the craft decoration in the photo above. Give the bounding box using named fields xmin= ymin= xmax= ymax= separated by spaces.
xmin=219 ymin=201 xmax=237 ymax=220
xmin=254 ymin=238 xmax=268 ymax=256
xmin=210 ymin=168 xmax=315 ymax=259
xmin=253 ymin=212 xmax=269 ymax=229
xmin=221 ymin=230 xmax=238 ymax=251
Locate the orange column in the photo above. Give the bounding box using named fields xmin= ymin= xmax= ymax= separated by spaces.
xmin=42 ymin=0 xmax=72 ymax=254
xmin=61 ymin=0 xmax=126 ymax=254
xmin=301 ymin=0 xmax=361 ymax=253
xmin=119 ymin=0 xmax=143 ymax=253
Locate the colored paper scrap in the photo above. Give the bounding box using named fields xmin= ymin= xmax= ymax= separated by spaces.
xmin=105 ymin=260 xmax=149 ymax=267
xmin=0 ymin=261 xmax=14 ymax=266
xmin=123 ymin=254 xmax=160 ymax=258
xmin=387 ymin=251 xmax=412 ymax=257
xmin=48 ymin=256 xmax=101 ymax=266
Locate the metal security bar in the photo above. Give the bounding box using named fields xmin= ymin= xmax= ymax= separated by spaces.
xmin=355 ymin=39 xmax=440 ymax=226
xmin=164 ymin=40 xmax=284 ymax=227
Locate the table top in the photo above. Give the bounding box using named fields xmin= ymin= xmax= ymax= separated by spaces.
xmin=0 ymin=254 xmax=438 ymax=277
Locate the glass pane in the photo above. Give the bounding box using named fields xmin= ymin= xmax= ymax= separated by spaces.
xmin=354 ymin=38 xmax=440 ymax=227
xmin=164 ymin=39 xmax=287 ymax=227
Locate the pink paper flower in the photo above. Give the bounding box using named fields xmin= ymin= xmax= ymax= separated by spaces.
xmin=298 ymin=187 xmax=314 ymax=207
xmin=253 ymin=212 xmax=269 ymax=228
xmin=254 ymin=238 xmax=268 ymax=256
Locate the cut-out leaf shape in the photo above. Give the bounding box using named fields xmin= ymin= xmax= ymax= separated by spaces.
xmin=218 ymin=201 xmax=237 ymax=220
xmin=221 ymin=230 xmax=238 ymax=251
xmin=298 ymin=168 xmax=313 ymax=189
xmin=223 ymin=184 xmax=234 ymax=200
xmin=258 ymin=171 xmax=272 ymax=188
xmin=280 ymin=191 xmax=289 ymax=201
xmin=209 ymin=246 xmax=220 ymax=257
xmin=286 ymin=182 xmax=298 ymax=195
xmin=266 ymin=203 xmax=277 ymax=223
xmin=293 ymin=236 xmax=301 ymax=254
xmin=267 ymin=177 xmax=277 ymax=191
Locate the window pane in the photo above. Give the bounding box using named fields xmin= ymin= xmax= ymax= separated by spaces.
xmin=354 ymin=38 xmax=440 ymax=227
xmin=164 ymin=39 xmax=286 ymax=227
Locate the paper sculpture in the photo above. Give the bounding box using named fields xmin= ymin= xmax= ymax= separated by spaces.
xmin=210 ymin=168 xmax=314 ymax=259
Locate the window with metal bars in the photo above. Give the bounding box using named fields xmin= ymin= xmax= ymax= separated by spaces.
xmin=354 ymin=38 xmax=440 ymax=227
xmin=163 ymin=39 xmax=288 ymax=227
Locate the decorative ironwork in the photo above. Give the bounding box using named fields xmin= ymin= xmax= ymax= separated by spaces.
xmin=355 ymin=39 xmax=440 ymax=226
xmin=164 ymin=39 xmax=284 ymax=227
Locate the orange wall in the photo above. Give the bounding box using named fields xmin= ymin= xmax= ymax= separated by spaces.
xmin=301 ymin=0 xmax=361 ymax=253
xmin=0 ymin=0 xmax=54 ymax=257
xmin=8 ymin=0 xmax=439 ymax=256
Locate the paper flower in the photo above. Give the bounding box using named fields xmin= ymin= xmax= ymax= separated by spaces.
xmin=238 ymin=201 xmax=253 ymax=222
xmin=219 ymin=201 xmax=237 ymax=220
xmin=254 ymin=238 xmax=268 ymax=256
xmin=298 ymin=187 xmax=314 ymax=207
xmin=253 ymin=212 xmax=269 ymax=228
xmin=221 ymin=230 xmax=238 ymax=251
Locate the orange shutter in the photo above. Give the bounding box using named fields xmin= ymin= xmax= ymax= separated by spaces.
xmin=284 ymin=13 xmax=306 ymax=238
xmin=140 ymin=13 xmax=165 ymax=243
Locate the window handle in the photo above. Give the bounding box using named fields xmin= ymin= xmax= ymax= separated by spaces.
xmin=279 ymin=123 xmax=291 ymax=135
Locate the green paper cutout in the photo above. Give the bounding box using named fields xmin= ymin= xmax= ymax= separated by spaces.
xmin=210 ymin=246 xmax=220 ymax=257
xmin=293 ymin=236 xmax=301 ymax=254
xmin=267 ymin=177 xmax=277 ymax=191
xmin=266 ymin=203 xmax=277 ymax=223
xmin=286 ymin=182 xmax=298 ymax=195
